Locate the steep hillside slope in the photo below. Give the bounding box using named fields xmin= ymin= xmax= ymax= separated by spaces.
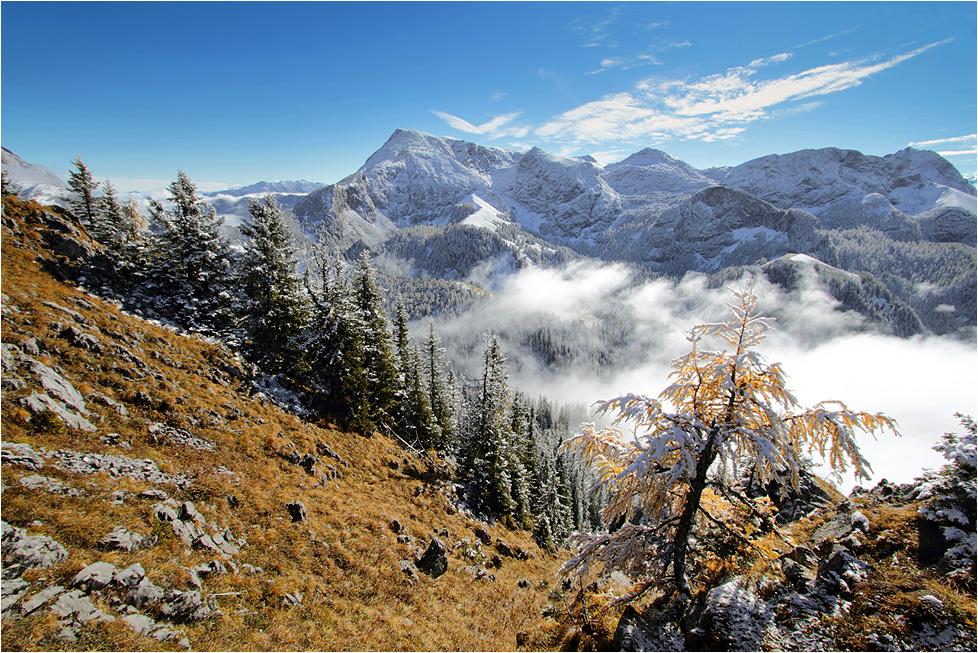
xmin=0 ymin=196 xmax=563 ymax=651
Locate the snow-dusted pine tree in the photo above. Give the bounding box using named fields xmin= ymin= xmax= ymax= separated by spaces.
xmin=238 ymin=196 xmax=308 ymax=373
xmin=67 ymin=155 xmax=100 ymax=225
xmin=424 ymin=321 xmax=456 ymax=452
xmin=302 ymin=256 xmax=369 ymax=430
xmin=460 ymin=333 xmax=520 ymax=518
xmin=916 ymin=414 xmax=976 ymax=581
xmin=148 ymin=170 xmax=234 ymax=334
xmin=562 ymin=286 xmax=898 ymax=603
xmin=352 ymin=252 xmax=399 ymax=431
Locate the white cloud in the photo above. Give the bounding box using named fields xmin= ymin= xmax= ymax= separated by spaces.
xmin=910 ymin=134 xmax=977 ymax=147
xmin=433 ymin=262 xmax=975 ymax=495
xmin=430 ymin=110 xmax=522 ymax=135
xmin=536 ymin=40 xmax=950 ymax=146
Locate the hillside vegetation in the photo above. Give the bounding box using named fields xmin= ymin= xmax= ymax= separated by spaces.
xmin=0 ymin=195 xmax=567 ymax=650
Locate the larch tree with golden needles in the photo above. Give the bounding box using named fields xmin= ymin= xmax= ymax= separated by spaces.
xmin=561 ymin=286 xmax=898 ymax=604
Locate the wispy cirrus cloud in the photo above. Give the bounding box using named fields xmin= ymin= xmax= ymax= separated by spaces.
xmin=568 ymin=6 xmax=623 ymax=48
xmin=537 ymin=40 xmax=949 ymax=145
xmin=586 ymin=40 xmax=692 ymax=75
xmin=909 ymin=134 xmax=977 ymax=157
xmin=430 ymin=110 xmax=524 ymax=136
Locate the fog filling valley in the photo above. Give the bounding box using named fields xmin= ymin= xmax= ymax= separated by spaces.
xmin=427 ymin=261 xmax=976 ymax=493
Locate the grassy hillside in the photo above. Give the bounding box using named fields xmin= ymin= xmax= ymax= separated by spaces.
xmin=0 ymin=195 xmax=570 ymax=651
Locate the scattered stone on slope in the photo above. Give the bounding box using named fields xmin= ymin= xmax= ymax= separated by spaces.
xmin=694 ymin=576 xmax=772 ymax=651
xmin=112 ymin=563 xmax=147 ymax=590
xmin=47 ymin=448 xmax=192 ymax=487
xmin=87 ymin=392 xmax=128 ymax=417
xmin=459 ymin=565 xmax=495 ymax=583
xmin=148 ymin=422 xmax=214 ymax=451
xmin=50 ymin=588 xmax=113 ymax=625
xmin=156 ymin=589 xmax=215 ymax=623
xmin=399 ymin=559 xmax=419 ymax=583
xmin=99 ymin=525 xmax=157 ymax=552
xmin=0 ymin=441 xmax=45 ymax=470
xmin=71 ymin=561 xmax=117 ymax=593
xmin=1 ymin=521 xmax=68 ymax=577
xmin=816 ymin=545 xmax=871 ymax=597
xmin=19 ymin=393 xmax=97 ymax=431
xmin=473 ymin=526 xmax=492 ymax=546
xmin=127 ymin=577 xmax=165 ymax=608
xmin=613 ymin=603 xmax=686 ymax=652
xmin=17 ymin=474 xmax=81 ymax=496
xmin=20 ymin=585 xmax=66 ymax=615
xmin=286 ymin=501 xmax=307 ymax=523
xmin=1 ymin=577 xmax=30 ymax=616
xmin=417 ymin=537 xmax=448 ymax=578
xmin=59 ymin=324 xmax=103 ymax=353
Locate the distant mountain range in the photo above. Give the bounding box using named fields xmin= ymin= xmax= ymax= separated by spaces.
xmin=289 ymin=129 xmax=975 ymax=336
xmin=3 ymin=131 xmax=975 ymax=336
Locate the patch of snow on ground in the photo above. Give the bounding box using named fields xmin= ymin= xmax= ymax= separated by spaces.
xmin=459 ymin=194 xmax=507 ymax=230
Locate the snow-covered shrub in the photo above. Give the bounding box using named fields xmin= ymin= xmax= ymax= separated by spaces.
xmin=918 ymin=414 xmax=976 ymax=577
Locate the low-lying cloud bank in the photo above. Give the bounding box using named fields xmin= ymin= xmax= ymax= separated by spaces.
xmin=431 ymin=261 xmax=976 ymax=493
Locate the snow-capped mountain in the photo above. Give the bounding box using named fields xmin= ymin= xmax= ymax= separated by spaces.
xmin=293 ymin=129 xmax=976 ymax=271
xmin=1 ymin=147 xmax=68 ymax=206
xmin=202 ymin=180 xmax=325 ymax=225
xmin=710 ymin=147 xmax=976 ymax=243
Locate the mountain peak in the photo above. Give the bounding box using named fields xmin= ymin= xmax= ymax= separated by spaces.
xmin=614 ymin=147 xmax=681 ymax=168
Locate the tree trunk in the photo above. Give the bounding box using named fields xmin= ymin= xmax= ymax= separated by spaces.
xmin=672 ymin=426 xmax=721 ymax=599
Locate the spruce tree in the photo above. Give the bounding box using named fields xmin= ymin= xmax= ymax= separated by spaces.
xmin=238 ymin=196 xmax=308 ymax=373
xmin=93 ymin=179 xmax=127 ymax=255
xmin=424 ymin=321 xmax=455 ymax=452
xmin=461 ymin=333 xmax=517 ymax=517
xmin=67 ymin=155 xmax=100 ymax=224
xmin=351 ymin=252 xmax=399 ymax=432
xmin=302 ymin=257 xmax=369 ymax=430
xmin=148 ymin=170 xmax=234 ymax=334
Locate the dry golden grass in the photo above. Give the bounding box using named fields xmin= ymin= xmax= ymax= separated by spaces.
xmin=1 ymin=196 xmax=567 ymax=651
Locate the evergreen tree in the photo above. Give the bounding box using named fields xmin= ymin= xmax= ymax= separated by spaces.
xmin=148 ymin=170 xmax=234 ymax=334
xmin=92 ymin=179 xmax=130 ymax=255
xmin=67 ymin=155 xmax=100 ymax=224
xmin=351 ymin=252 xmax=400 ymax=432
xmin=403 ymin=346 xmax=439 ymax=450
xmin=302 ymin=257 xmax=370 ymax=430
xmin=238 ymin=196 xmax=308 ymax=373
xmin=461 ymin=333 xmax=517 ymax=517
xmin=424 ymin=321 xmax=455 ymax=452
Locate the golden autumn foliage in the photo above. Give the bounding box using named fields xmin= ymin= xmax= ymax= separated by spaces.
xmin=562 ymin=286 xmax=898 ymax=600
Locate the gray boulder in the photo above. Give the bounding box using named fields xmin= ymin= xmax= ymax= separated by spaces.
xmin=71 ymin=561 xmax=117 ymax=592
xmin=1 ymin=441 xmax=45 ymax=470
xmin=157 ymin=590 xmax=214 ymax=623
xmin=99 ymin=525 xmax=157 ymax=552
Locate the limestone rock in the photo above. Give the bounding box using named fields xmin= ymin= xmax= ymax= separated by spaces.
xmin=1 ymin=441 xmax=44 ymax=470
xmin=71 ymin=561 xmax=118 ymax=592
xmin=19 ymin=393 xmax=96 ymax=431
xmin=99 ymin=525 xmax=157 ymax=552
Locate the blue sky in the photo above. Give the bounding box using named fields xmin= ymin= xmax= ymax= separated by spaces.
xmin=2 ymin=1 xmax=975 ymax=191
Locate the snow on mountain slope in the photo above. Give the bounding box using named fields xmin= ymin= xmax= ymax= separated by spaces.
xmin=457 ymin=194 xmax=508 ymax=229
xmin=714 ymin=147 xmax=976 ymax=225
xmin=291 ymin=129 xmax=523 ymax=247
xmin=507 ymin=147 xmax=623 ymax=242
xmin=1 ymin=147 xmax=68 ymax=206
xmin=602 ymin=148 xmax=716 ymax=196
